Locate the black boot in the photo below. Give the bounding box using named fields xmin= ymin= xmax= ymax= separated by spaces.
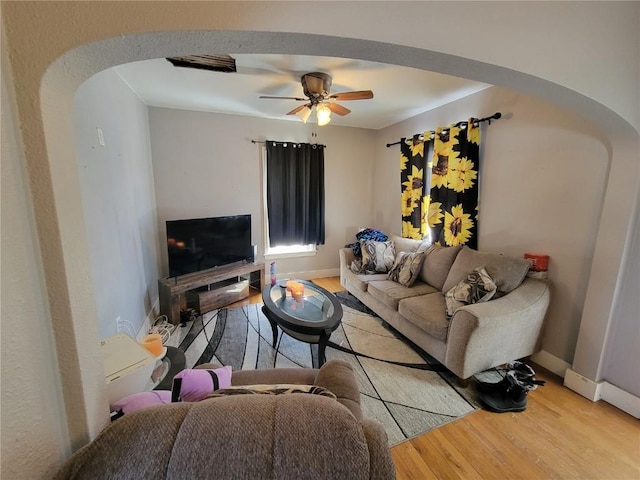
xmin=476 ymin=361 xmax=536 ymax=394
xmin=478 ymin=365 xmax=545 ymax=413
xmin=479 ymin=377 xmax=529 ymax=413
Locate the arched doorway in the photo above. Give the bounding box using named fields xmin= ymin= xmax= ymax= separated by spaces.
xmin=30 ymin=27 xmax=639 ymax=448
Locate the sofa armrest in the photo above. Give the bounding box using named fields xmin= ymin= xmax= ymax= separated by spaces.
xmin=445 ymin=278 xmax=551 ymax=379
xmin=339 ymin=248 xmax=356 ymax=288
xmin=196 ymin=363 xmax=319 ymax=386
xmin=314 ymin=359 xmax=362 ymax=420
xmin=361 ymin=419 xmax=396 ymax=480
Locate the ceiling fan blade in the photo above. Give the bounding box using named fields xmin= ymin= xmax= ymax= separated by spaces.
xmin=286 ymin=104 xmax=312 ymax=115
xmin=328 ymin=90 xmax=374 ymax=101
xmin=327 ymin=103 xmax=351 ymax=116
xmin=259 ymin=95 xmax=308 ymax=101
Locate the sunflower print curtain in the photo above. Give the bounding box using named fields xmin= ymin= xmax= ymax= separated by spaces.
xmin=428 ymin=121 xmax=480 ymax=248
xmin=399 ymin=135 xmax=430 ymax=239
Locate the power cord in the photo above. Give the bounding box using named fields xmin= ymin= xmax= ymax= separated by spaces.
xmin=117 ymin=318 xmax=138 ymax=338
xmin=148 ymin=315 xmax=176 ymax=344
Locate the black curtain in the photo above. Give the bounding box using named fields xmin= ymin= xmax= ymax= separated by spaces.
xmin=266 ymin=141 xmax=325 ymax=246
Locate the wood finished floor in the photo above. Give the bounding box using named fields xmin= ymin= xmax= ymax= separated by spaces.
xmin=235 ymin=277 xmax=640 ymax=479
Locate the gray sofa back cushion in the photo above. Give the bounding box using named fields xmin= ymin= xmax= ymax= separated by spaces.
xmin=419 ymin=244 xmax=462 ymax=290
xmin=442 ymin=246 xmax=531 ymax=295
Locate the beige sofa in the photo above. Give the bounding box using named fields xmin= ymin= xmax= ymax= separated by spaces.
xmin=340 ymin=237 xmax=550 ymax=381
xmin=54 ymin=360 xmax=395 ymax=480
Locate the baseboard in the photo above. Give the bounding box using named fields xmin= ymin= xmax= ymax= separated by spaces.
xmin=564 ymin=368 xmax=640 ymax=418
xmin=530 ymin=350 xmax=571 ymax=378
xmin=277 ymin=268 xmax=340 ymax=281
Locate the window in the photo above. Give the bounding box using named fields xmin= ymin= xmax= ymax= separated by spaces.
xmin=262 ymin=142 xmax=325 ymax=258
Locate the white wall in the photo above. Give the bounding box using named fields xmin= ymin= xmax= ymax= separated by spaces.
xmin=1 ymin=2 xmax=638 ymax=475
xmin=148 ymin=107 xmax=375 ymax=277
xmin=73 ymin=69 xmax=161 ymax=339
xmin=601 ymin=194 xmax=640 ymax=396
xmin=1 ymin=30 xmax=70 ymax=477
xmin=376 ymin=86 xmax=609 ymax=365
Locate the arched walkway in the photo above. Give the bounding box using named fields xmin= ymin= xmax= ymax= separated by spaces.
xmin=3 ymin=8 xmax=632 ymax=448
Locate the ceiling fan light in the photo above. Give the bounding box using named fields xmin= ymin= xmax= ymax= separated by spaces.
xmin=296 ymin=105 xmax=312 ymax=123
xmin=316 ymin=104 xmax=331 ymax=126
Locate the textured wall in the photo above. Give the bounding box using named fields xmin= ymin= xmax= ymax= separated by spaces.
xmin=148 ymin=107 xmax=376 ymax=278
xmin=1 ymin=2 xmax=638 ymax=477
xmin=73 ymin=69 xmax=160 ymax=339
xmin=1 ymin=30 xmax=70 ymax=478
xmin=376 ymin=86 xmax=609 ymax=364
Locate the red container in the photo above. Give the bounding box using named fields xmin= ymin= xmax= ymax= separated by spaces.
xmin=524 ymin=253 xmax=549 ymax=272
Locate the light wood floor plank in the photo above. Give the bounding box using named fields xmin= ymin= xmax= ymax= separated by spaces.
xmin=226 ymin=276 xmax=640 ymax=479
xmin=411 ymin=430 xmax=484 ymax=480
xmin=390 ymin=441 xmax=439 ymax=480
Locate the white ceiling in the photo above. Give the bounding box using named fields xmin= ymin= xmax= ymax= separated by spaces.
xmin=114 ymin=54 xmax=491 ymax=130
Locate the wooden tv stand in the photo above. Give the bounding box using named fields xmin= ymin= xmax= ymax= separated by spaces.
xmin=158 ymin=262 xmax=265 ymax=325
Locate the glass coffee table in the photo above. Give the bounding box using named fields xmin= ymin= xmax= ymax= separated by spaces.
xmin=262 ymin=280 xmax=343 ymax=367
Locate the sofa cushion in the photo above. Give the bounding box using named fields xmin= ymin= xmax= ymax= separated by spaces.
xmin=361 ymin=240 xmax=396 ymax=273
xmin=398 ymin=293 xmax=450 ymax=342
xmin=419 ymin=244 xmax=462 ymax=290
xmin=346 ymin=271 xmax=389 ymax=292
xmin=442 ymin=246 xmax=531 ymax=295
xmin=389 ymin=234 xmax=430 ymax=254
xmin=444 ymin=266 xmax=497 ymax=317
xmin=387 ymin=250 xmax=426 ymax=287
xmin=367 ymin=279 xmax=438 ymax=310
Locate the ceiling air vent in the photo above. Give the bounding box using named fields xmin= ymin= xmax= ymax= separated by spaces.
xmin=166 ymin=54 xmax=237 ymax=73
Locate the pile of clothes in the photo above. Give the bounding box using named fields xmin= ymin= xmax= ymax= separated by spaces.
xmin=344 ymin=228 xmax=388 ymax=258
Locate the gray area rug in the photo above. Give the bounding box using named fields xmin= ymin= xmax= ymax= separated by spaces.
xmin=167 ymin=292 xmax=489 ymax=446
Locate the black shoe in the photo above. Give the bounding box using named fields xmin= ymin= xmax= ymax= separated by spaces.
xmin=479 ymin=369 xmax=545 ymax=413
xmin=477 ymin=375 xmax=511 ymax=394
xmin=479 ymin=385 xmax=529 ymax=413
xmin=476 ymin=361 xmax=536 ymax=394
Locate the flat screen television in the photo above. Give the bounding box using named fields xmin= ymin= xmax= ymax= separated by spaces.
xmin=166 ymin=214 xmax=251 ymax=278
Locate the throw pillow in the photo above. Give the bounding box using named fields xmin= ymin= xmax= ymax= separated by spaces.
xmin=387 ymin=251 xmax=426 ymax=287
xmin=389 ymin=234 xmax=430 ymax=254
xmin=360 ymin=240 xmax=396 ymax=273
xmin=206 ymin=384 xmax=337 ymax=400
xmin=171 ymin=366 xmax=232 ymax=402
xmin=442 ymin=246 xmax=531 ymax=295
xmin=445 ymin=266 xmax=497 ymax=317
xmin=110 ymin=390 xmax=172 ymax=415
xmin=349 ymin=258 xmax=365 ymax=274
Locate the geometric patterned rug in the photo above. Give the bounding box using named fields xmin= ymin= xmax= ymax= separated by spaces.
xmin=166 ymin=291 xmax=486 ymax=446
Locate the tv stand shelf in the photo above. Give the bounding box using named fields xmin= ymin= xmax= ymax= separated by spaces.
xmin=158 ymin=262 xmax=265 ymax=325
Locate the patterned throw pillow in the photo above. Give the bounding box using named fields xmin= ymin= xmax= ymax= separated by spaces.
xmin=206 ymin=384 xmax=337 ymax=400
xmin=387 ymin=251 xmax=426 ymax=287
xmin=444 ymin=266 xmax=497 ymax=317
xmin=361 ymin=240 xmax=396 ymax=273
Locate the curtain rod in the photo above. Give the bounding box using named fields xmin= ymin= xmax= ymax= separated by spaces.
xmin=385 ymin=112 xmax=502 ymax=148
xmin=251 ymin=140 xmax=326 ymax=148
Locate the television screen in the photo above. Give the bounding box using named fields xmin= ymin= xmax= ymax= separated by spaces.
xmin=166 ymin=214 xmax=251 ymax=277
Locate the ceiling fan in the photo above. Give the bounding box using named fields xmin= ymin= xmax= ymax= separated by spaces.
xmin=259 ymin=72 xmax=374 ymax=125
